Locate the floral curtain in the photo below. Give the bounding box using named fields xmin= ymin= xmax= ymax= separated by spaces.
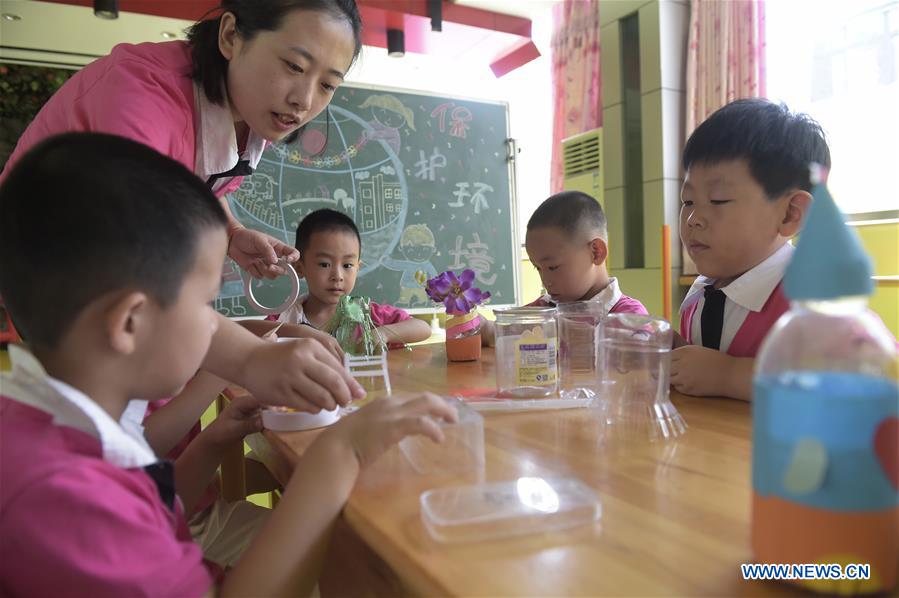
xmin=550 ymin=0 xmax=602 ymax=193
xmin=686 ymin=0 xmax=767 ymax=136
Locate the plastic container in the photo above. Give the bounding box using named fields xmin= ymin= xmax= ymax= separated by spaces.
xmin=420 ymin=476 xmax=601 ymax=543
xmin=750 ymin=175 xmax=899 ymax=595
xmin=494 ymin=307 xmax=559 ymax=398
xmin=557 ymin=301 xmax=603 ymax=393
xmin=399 ymin=399 xmax=484 ymax=475
xmin=594 ymin=313 xmax=685 ymax=441
xmin=261 ymin=406 xmax=340 ymax=431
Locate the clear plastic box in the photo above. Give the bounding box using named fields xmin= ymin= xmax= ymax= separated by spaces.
xmin=399 ymin=399 xmax=484 ymax=475
xmin=420 ymin=476 xmax=601 ymax=543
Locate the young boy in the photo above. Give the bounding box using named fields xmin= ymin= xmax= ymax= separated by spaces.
xmin=247 ymin=209 xmax=431 ymax=348
xmin=482 ymin=191 xmax=647 ymax=344
xmin=0 ymin=133 xmax=456 ymax=596
xmin=671 ymin=98 xmax=830 ymax=401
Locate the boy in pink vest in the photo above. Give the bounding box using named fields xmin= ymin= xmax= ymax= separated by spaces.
xmin=482 ymin=191 xmax=647 ymax=345
xmin=671 ymin=99 xmax=830 ymax=401
xmin=0 ymin=133 xmax=456 ymax=596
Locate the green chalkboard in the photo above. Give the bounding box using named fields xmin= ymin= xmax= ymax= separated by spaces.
xmin=215 ymin=83 xmax=519 ymax=317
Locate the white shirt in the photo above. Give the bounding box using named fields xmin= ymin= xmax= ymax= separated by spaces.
xmin=535 ymin=277 xmax=624 ymax=315
xmin=277 ymin=294 xmax=315 ymax=327
xmin=193 ymin=82 xmax=267 ymax=194
xmin=2 ymin=345 xmax=157 ymax=468
xmin=682 ymin=243 xmax=793 ymax=352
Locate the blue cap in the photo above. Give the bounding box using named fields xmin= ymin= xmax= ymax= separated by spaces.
xmin=784 ymin=180 xmax=874 ymax=300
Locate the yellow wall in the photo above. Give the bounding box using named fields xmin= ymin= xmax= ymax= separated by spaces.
xmin=855 ymin=221 xmax=899 ymax=338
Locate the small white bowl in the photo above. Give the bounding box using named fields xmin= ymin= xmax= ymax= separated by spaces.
xmin=262 ymin=407 xmax=340 ymax=431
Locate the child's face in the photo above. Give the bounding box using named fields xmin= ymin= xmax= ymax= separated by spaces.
xmin=680 ymin=160 xmax=793 ymax=284
xmin=140 ymin=228 xmax=227 ymax=398
xmin=525 ymin=226 xmax=604 ymax=303
xmin=223 ymin=10 xmax=356 ymax=142
xmin=296 ymin=230 xmax=360 ymax=305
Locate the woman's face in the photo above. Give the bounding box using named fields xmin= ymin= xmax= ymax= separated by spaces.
xmin=220 ymin=9 xmax=356 ymax=142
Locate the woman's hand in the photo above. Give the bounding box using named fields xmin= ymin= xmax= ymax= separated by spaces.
xmin=229 ymin=227 xmax=300 ymax=279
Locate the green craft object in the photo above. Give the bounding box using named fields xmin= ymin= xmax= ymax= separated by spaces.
xmin=323 ymin=295 xmax=386 ymax=356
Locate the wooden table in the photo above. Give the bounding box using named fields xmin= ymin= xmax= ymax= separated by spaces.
xmin=251 ymin=345 xmax=792 ymax=596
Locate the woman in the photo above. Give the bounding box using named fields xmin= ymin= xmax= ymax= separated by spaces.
xmin=1 ymin=0 xmax=368 ymax=411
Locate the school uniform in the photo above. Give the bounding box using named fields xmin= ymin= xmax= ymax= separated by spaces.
xmin=679 ymin=243 xmax=792 ymax=357
xmin=526 ymin=277 xmax=649 ymax=316
xmin=275 ymin=294 xmax=415 ymax=349
xmin=0 ymin=345 xmax=214 ymax=596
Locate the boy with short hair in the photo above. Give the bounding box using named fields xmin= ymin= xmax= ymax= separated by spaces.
xmin=483 ymin=191 xmax=647 ymax=344
xmin=671 ymin=98 xmax=830 ymax=401
xmin=248 ymin=209 xmax=431 ymax=348
xmin=0 ymin=132 xmax=456 ymax=596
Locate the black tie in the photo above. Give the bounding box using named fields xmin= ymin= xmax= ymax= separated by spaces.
xmin=206 ymin=159 xmax=253 ymax=187
xmin=701 ymin=284 xmax=727 ymax=350
xmin=143 ymin=460 xmax=176 ymax=511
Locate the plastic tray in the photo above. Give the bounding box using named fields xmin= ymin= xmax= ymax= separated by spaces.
xmin=462 ymin=387 xmax=596 ymax=412
xmin=420 ymin=476 xmax=601 ymax=543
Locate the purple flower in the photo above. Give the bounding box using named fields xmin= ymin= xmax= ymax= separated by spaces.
xmin=425 ymin=269 xmax=491 ymax=315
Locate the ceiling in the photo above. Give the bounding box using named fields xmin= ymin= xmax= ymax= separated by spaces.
xmin=0 ymin=0 xmax=555 ymax=74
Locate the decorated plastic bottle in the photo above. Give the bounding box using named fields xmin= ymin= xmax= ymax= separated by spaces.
xmin=752 ymin=174 xmax=898 ymax=594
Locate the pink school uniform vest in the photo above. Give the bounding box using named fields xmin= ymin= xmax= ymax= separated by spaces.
xmin=680 ymin=282 xmax=790 ymax=358
xmin=1 ymin=41 xmax=244 ymax=198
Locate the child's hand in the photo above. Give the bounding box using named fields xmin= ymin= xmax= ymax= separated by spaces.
xmin=204 ymin=394 xmax=263 ymax=449
xmin=670 ymin=345 xmax=730 ymax=397
xmin=242 ymin=338 xmax=365 ymax=412
xmin=283 ymin=325 xmax=344 ymax=361
xmin=328 ymin=393 xmax=458 ymax=469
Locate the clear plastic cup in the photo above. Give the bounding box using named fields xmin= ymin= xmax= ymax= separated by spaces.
xmin=399 ymin=399 xmax=484 ymax=477
xmin=557 ymin=302 xmax=603 ymax=395
xmin=594 ymin=314 xmax=685 ymax=441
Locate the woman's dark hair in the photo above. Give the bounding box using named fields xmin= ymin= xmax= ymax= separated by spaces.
xmin=187 ymin=0 xmax=363 ymax=106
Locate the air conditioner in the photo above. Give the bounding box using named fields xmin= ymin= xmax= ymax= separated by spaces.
xmin=561 ymin=127 xmax=603 ymax=206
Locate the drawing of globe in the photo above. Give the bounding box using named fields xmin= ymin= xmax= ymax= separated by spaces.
xmin=225 ymin=105 xmax=408 ymax=278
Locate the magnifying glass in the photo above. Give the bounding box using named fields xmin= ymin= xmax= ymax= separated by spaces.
xmin=241 ymin=258 xmax=300 ymax=315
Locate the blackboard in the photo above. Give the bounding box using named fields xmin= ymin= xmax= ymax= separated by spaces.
xmin=215 ymin=83 xmax=519 ymax=317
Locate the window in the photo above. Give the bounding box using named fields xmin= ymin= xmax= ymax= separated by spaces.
xmin=767 ymin=0 xmax=899 ymax=217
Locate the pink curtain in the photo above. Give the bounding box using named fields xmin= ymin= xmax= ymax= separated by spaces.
xmin=683 ymin=0 xmax=766 ymax=275
xmin=685 ymin=0 xmax=766 ymax=136
xmin=550 ymin=0 xmax=602 ymax=193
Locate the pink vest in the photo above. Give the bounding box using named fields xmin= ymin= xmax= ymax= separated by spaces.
xmin=1 ymin=41 xmax=244 ymax=198
xmin=680 ymin=282 xmax=790 ymax=358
